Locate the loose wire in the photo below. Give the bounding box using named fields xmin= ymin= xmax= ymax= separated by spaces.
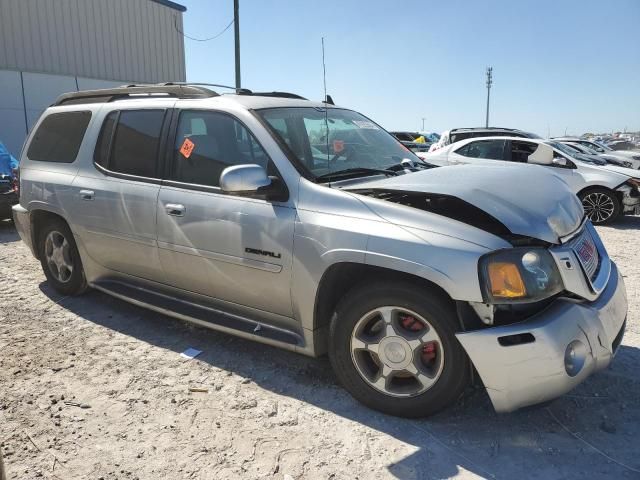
xmin=174 ymin=16 xmax=234 ymax=42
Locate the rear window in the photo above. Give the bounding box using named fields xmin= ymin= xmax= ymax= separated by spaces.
xmin=27 ymin=111 xmax=91 ymax=162
xmin=95 ymin=109 xmax=166 ymax=178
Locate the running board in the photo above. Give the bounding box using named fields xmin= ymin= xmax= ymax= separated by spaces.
xmin=91 ymin=280 xmax=304 ymax=347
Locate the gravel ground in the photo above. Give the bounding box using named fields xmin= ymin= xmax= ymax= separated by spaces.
xmin=1 ymin=217 xmax=639 ymax=480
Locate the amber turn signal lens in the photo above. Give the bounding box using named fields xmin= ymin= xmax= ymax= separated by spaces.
xmin=487 ymin=262 xmax=526 ymax=298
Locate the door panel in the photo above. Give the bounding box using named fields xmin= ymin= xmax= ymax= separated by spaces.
xmin=71 ymin=174 xmax=162 ymax=279
xmin=156 ymin=187 xmax=295 ymax=316
xmin=506 ymin=141 xmax=579 ymax=194
xmin=70 ymin=108 xmax=170 ymax=280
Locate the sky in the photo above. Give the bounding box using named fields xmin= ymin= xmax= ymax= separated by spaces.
xmin=177 ymin=0 xmax=640 ymax=137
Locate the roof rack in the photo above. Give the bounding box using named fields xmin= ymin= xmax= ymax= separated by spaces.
xmin=53 ymin=82 xmax=308 ymax=106
xmin=151 ymin=83 xmax=306 ymax=99
xmin=53 ymin=83 xmax=220 ymax=106
xmin=238 ymin=91 xmax=307 ymax=100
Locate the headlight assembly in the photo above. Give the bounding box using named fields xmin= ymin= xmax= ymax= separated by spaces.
xmin=479 ymin=248 xmax=564 ymax=304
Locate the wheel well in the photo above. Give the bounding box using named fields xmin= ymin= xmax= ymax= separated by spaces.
xmin=312 ymin=262 xmax=455 ymax=355
xmin=30 ymin=210 xmax=69 ymax=259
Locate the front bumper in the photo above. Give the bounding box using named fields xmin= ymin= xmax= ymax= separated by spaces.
xmin=456 ymin=261 xmax=627 ymax=413
xmin=619 ymin=184 xmax=640 ymax=215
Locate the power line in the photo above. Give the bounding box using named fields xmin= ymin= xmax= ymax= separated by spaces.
xmin=173 ymin=16 xmax=234 ymax=42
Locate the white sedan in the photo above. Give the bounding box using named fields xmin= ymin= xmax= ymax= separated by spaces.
xmin=418 ymin=136 xmax=640 ymax=225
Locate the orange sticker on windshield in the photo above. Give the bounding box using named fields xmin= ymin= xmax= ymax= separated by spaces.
xmin=180 ymin=138 xmax=195 ymax=158
xmin=333 ymin=140 xmax=344 ymax=153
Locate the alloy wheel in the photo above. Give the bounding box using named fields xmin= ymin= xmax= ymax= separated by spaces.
xmin=582 ymin=192 xmax=615 ymax=224
xmin=44 ymin=230 xmax=74 ymax=283
xmin=350 ymin=306 xmax=445 ymax=397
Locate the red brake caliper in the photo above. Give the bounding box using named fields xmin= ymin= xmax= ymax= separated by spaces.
xmin=422 ymin=342 xmax=437 ymax=363
xmin=400 ymin=314 xmax=436 ymax=364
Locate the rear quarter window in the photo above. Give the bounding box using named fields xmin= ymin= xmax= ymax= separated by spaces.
xmin=27 ymin=111 xmax=92 ymax=163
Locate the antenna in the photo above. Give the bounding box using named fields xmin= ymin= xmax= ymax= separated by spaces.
xmin=322 ymin=37 xmax=328 ymax=102
xmin=321 ymin=37 xmax=331 ymax=180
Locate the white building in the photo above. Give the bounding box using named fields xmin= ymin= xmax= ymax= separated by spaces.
xmin=0 ymin=0 xmax=187 ymax=157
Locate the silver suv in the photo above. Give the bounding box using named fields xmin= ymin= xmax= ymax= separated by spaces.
xmin=13 ymin=84 xmax=627 ymax=417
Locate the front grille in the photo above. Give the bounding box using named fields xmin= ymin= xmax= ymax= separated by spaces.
xmin=570 ymin=227 xmax=600 ymax=281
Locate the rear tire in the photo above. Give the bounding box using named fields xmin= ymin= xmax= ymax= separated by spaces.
xmin=37 ymin=218 xmax=88 ymax=296
xmin=579 ymin=188 xmax=620 ymax=225
xmin=329 ymin=281 xmax=470 ymax=418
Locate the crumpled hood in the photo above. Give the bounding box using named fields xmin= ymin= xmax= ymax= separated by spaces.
xmin=350 ymin=164 xmax=584 ymax=244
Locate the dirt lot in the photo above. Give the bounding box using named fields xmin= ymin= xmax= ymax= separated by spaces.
xmin=1 ymin=218 xmax=639 ymax=480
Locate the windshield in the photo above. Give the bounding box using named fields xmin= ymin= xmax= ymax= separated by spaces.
xmin=257 ymin=107 xmax=421 ymax=180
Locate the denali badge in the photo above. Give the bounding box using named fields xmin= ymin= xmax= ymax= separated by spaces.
xmin=245 ymin=247 xmax=282 ymax=259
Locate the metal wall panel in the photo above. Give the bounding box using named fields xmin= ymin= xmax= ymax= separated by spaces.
xmin=0 ymin=0 xmax=186 ymax=83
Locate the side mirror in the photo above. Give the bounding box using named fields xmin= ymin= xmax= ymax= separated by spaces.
xmin=527 ymin=143 xmax=554 ymax=165
xmin=220 ymin=164 xmax=287 ymax=201
xmin=552 ymin=157 xmax=568 ymax=167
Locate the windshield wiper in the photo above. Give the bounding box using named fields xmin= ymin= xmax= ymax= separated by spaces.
xmin=316 ymin=167 xmax=398 ymax=182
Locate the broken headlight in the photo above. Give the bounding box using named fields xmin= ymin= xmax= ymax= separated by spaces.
xmin=479 ymin=248 xmax=564 ymax=304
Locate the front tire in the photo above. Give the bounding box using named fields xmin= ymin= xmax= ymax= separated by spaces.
xmin=579 ymin=188 xmax=620 ymax=225
xmin=329 ymin=282 xmax=470 ymax=418
xmin=37 ymin=218 xmax=88 ymax=296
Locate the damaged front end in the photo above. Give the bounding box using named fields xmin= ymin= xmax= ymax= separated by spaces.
xmin=457 ymin=222 xmax=626 ymax=412
xmin=346 ymin=168 xmax=627 ymax=412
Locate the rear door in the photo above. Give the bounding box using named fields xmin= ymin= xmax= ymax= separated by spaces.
xmin=156 ymin=109 xmax=296 ymax=317
xmin=505 ymin=140 xmax=580 ymax=193
xmin=71 ymin=106 xmax=171 ymax=280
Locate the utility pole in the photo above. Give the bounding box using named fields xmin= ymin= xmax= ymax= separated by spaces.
xmin=234 ymin=0 xmax=241 ymax=89
xmin=421 ymin=118 xmax=426 ymax=132
xmin=485 ymin=67 xmax=493 ymax=128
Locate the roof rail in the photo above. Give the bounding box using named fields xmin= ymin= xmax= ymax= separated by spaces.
xmin=237 ymin=91 xmax=307 ymax=100
xmin=161 ymin=83 xmax=307 ymax=99
xmin=53 ymin=83 xmax=219 ymax=106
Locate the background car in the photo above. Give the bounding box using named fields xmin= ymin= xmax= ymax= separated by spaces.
xmin=608 ymin=140 xmax=637 ymax=151
xmin=560 ymin=141 xmax=637 ymax=169
xmin=419 ymin=136 xmax=640 ymax=225
xmin=390 ymin=131 xmax=432 ymax=152
xmin=553 ymin=137 xmax=640 ymax=168
xmin=428 ymin=127 xmax=541 ymax=152
xmin=0 ymin=142 xmax=18 ymax=220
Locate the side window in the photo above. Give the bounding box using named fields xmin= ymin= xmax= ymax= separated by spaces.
xmin=27 ymin=111 xmax=91 ymax=163
xmin=109 ymin=110 xmax=166 ymax=177
xmin=455 ymin=140 xmax=505 ymax=160
xmin=582 ymin=141 xmax=603 ymax=153
xmin=171 ymin=110 xmax=270 ymax=188
xmin=510 ymin=141 xmax=537 ymax=163
xmin=450 ymin=132 xmax=472 ymax=143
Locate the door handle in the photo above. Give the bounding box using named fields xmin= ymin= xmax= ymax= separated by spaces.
xmin=165 ymin=203 xmax=186 ymax=216
xmin=79 ymin=189 xmax=94 ymax=200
